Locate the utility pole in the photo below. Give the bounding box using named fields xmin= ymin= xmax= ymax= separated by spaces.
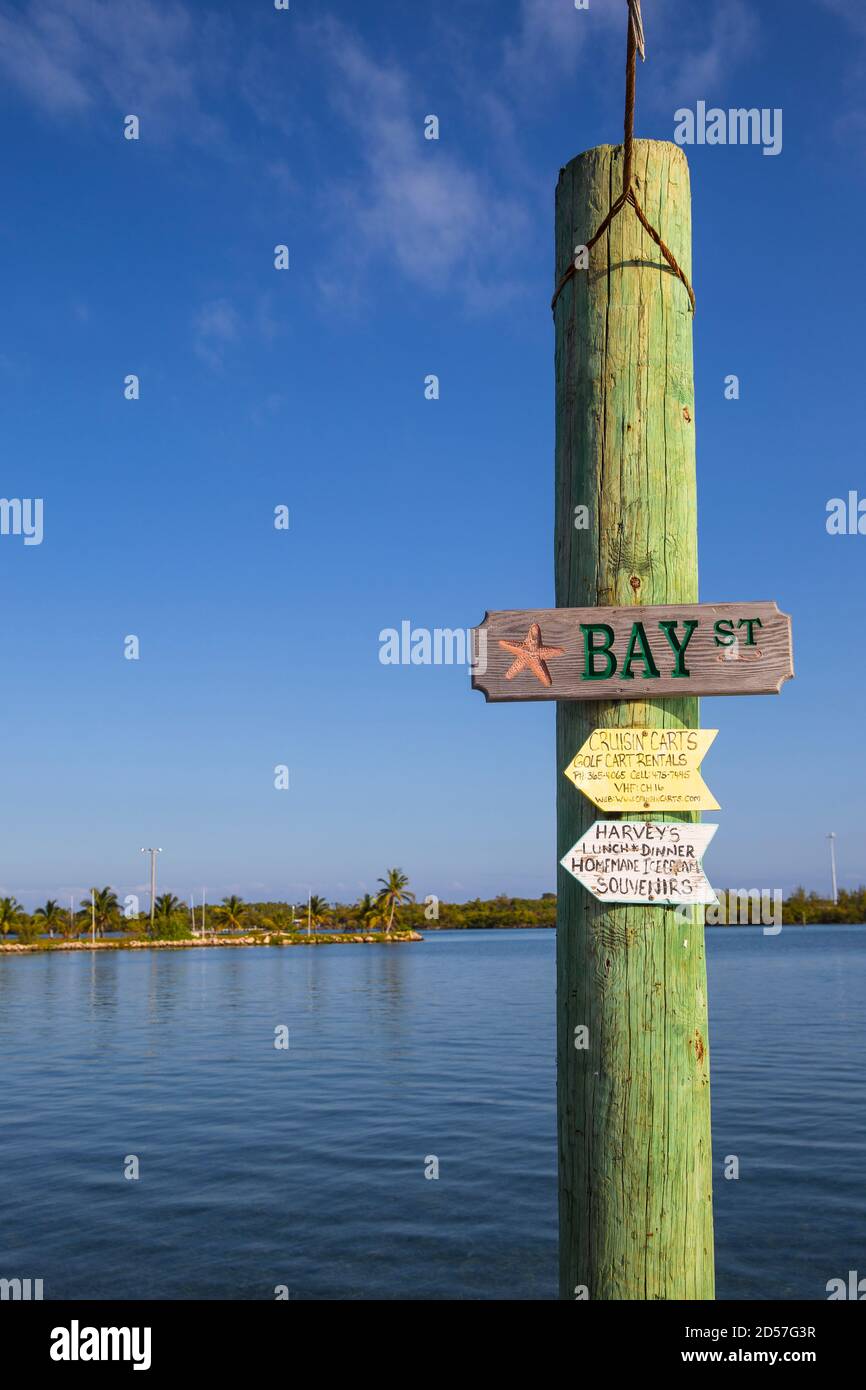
xmin=91 ymin=888 xmax=96 ymax=946
xmin=828 ymin=833 xmax=838 ymax=906
xmin=140 ymin=848 xmax=162 ymax=934
xmin=552 ymin=17 xmax=712 ymax=1299
xmin=470 ymin=3 xmax=793 ymax=1300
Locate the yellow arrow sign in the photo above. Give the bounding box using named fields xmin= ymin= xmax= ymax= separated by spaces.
xmin=563 ymin=728 xmax=719 ymax=812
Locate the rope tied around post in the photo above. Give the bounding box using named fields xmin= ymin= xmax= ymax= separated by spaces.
xmin=551 ymin=0 xmax=696 ymax=316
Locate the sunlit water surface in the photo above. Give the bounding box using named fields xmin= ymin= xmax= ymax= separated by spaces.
xmin=0 ymin=926 xmax=862 ymax=1299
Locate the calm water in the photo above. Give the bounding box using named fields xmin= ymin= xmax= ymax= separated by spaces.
xmin=0 ymin=927 xmax=862 ymax=1300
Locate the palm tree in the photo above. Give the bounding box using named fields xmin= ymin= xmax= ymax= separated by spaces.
xmin=16 ymin=914 xmax=40 ymax=944
xmin=356 ymin=892 xmax=384 ymax=932
xmin=58 ymin=907 xmax=83 ymax=941
xmin=216 ymin=894 xmax=246 ymax=932
xmin=307 ymin=894 xmax=330 ymax=935
xmin=79 ymin=887 xmax=120 ymax=938
xmin=376 ymin=869 xmax=415 ymax=935
xmin=34 ymin=899 xmax=65 ymax=938
xmin=0 ymin=897 xmax=23 ymax=937
xmin=154 ymin=892 xmax=182 ymax=923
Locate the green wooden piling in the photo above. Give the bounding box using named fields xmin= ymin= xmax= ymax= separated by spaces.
xmin=554 ymin=139 xmax=714 ymax=1300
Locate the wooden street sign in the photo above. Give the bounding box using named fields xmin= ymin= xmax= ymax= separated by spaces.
xmin=470 ymin=601 xmax=793 ymax=702
xmin=560 ymin=821 xmax=718 ymax=906
xmin=563 ymin=728 xmax=719 ymax=812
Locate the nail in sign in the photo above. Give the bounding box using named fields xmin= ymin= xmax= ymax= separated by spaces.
xmin=564 ymin=728 xmax=719 ymax=811
xmin=560 ymin=821 xmax=718 ymax=906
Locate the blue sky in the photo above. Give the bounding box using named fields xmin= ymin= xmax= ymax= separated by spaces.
xmin=0 ymin=0 xmax=863 ymax=908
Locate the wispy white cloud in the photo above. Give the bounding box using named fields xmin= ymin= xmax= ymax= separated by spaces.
xmin=815 ymin=1 xmax=866 ymax=144
xmin=0 ymin=4 xmax=90 ymax=113
xmin=193 ymin=298 xmax=239 ymax=370
xmin=302 ymin=1 xmax=760 ymax=310
xmin=819 ymin=0 xmax=866 ymax=37
xmin=250 ymin=392 xmax=286 ymax=429
xmin=306 ymin=17 xmax=530 ymax=310
xmin=503 ymin=0 xmax=621 ymax=87
xmin=673 ymin=0 xmax=758 ymax=93
xmin=193 ymin=292 xmax=285 ymax=371
xmin=264 ymin=159 xmax=299 ymax=197
xmin=0 ymin=0 xmax=768 ymax=312
xmin=640 ymin=0 xmax=761 ymax=109
xmin=0 ymin=0 xmax=229 ymax=141
xmin=500 ymin=0 xmax=761 ymax=113
xmin=254 ymin=292 xmax=284 ymax=345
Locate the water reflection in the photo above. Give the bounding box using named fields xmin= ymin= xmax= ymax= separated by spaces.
xmin=0 ymin=928 xmax=863 ymax=1300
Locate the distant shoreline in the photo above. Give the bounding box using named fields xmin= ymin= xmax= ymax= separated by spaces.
xmin=5 ymin=886 xmax=861 ymax=944
xmin=0 ymin=931 xmax=423 ymax=955
xmin=2 ymin=919 xmax=863 ymax=953
xmin=421 ymin=920 xmax=865 ymax=930
xmin=2 ymin=921 xmax=863 ymax=952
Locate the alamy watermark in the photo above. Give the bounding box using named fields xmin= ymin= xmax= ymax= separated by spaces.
xmin=826 ymin=492 xmax=866 ymax=535
xmin=0 ymin=497 xmax=43 ymax=545
xmin=50 ymin=1323 xmax=151 ymax=1371
xmin=827 ymin=1270 xmax=866 ymax=1299
xmin=674 ymin=102 xmax=782 ymax=157
xmin=676 ymin=889 xmax=782 ymax=935
xmin=0 ymin=1276 xmax=43 ymax=1300
xmin=379 ymin=621 xmax=487 ymax=672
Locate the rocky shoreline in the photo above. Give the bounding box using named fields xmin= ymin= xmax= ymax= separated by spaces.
xmin=0 ymin=932 xmax=423 ymax=954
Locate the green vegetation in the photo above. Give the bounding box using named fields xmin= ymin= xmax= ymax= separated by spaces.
xmin=1 ymin=869 xmax=422 ymax=942
xmin=215 ymin=894 xmax=246 ymax=932
xmin=0 ymin=897 xmax=25 ymax=936
xmin=80 ymin=887 xmax=120 ymax=937
xmin=33 ymin=899 xmax=65 ymax=934
xmin=356 ymin=893 xmax=385 ymax=931
xmin=154 ymin=893 xmax=182 ymax=924
xmin=402 ymin=893 xmax=558 ymax=930
xmin=307 ymin=895 xmax=330 ymax=932
xmin=2 ymin=880 xmax=863 ymax=945
xmin=15 ymin=917 xmax=42 ymax=944
xmin=774 ymin=886 xmax=866 ymax=926
xmin=149 ymin=919 xmax=194 ymax=942
xmin=376 ymin=869 xmax=415 ymax=933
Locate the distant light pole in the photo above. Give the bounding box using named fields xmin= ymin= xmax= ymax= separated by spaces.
xmin=287 ymin=883 xmax=313 ymax=935
xmin=91 ymin=888 xmax=96 ymax=946
xmin=140 ymin=848 xmax=163 ymax=933
xmin=827 ymin=833 xmax=838 ymax=906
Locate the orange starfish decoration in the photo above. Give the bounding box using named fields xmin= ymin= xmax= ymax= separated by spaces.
xmin=499 ymin=622 xmax=565 ymax=688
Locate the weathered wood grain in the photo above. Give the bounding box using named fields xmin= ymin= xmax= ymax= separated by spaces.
xmin=471 ymin=601 xmax=793 ymax=701
xmin=554 ymin=140 xmax=715 ymax=1300
xmin=561 ymin=820 xmax=719 ymax=906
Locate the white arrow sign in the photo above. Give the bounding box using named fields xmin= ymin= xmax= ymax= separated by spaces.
xmin=560 ymin=821 xmax=718 ymax=905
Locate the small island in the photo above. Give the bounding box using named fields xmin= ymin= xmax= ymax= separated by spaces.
xmin=0 ymin=869 xmax=422 ymax=952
